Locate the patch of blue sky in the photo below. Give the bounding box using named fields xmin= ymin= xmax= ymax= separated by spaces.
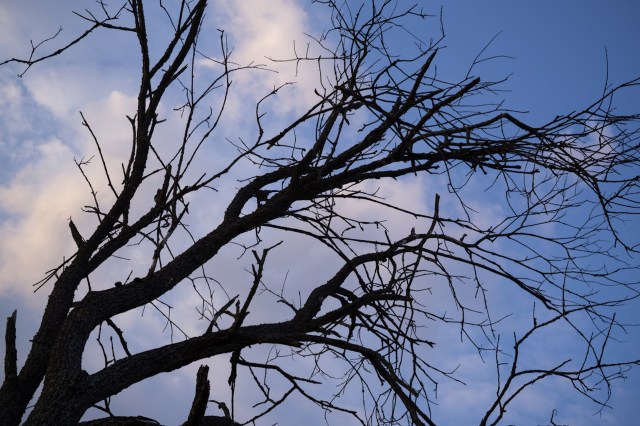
xmin=1 ymin=1 xmax=638 ymax=425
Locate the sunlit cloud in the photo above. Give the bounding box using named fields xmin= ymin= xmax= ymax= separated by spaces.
xmin=1 ymin=1 xmax=638 ymax=425
xmin=0 ymin=139 xmax=84 ymax=301
xmin=201 ymin=0 xmax=324 ymax=118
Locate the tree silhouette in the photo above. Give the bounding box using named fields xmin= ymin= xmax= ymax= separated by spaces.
xmin=1 ymin=1 xmax=639 ymax=425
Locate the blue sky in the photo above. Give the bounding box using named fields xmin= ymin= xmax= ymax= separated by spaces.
xmin=1 ymin=1 xmax=639 ymax=425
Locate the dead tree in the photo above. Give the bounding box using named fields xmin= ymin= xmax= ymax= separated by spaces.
xmin=1 ymin=1 xmax=639 ymax=425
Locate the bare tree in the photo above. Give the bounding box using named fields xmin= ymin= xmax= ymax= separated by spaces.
xmin=1 ymin=1 xmax=639 ymax=425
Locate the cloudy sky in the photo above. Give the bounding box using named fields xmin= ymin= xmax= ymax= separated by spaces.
xmin=1 ymin=1 xmax=639 ymax=425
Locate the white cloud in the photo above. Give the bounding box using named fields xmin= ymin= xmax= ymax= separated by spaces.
xmin=203 ymin=0 xmax=324 ymax=118
xmin=0 ymin=139 xmax=86 ymax=301
xmin=25 ymin=65 xmax=136 ymax=120
xmin=0 ymin=78 xmax=138 ymax=302
xmin=2 ymin=2 xmax=639 ymax=425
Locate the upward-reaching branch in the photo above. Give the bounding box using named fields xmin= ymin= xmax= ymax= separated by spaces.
xmin=1 ymin=1 xmax=638 ymax=425
xmin=3 ymin=311 xmax=18 ymax=389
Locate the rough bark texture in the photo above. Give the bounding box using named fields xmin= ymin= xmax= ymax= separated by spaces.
xmin=183 ymin=365 xmax=211 ymax=426
xmin=0 ymin=0 xmax=639 ymax=425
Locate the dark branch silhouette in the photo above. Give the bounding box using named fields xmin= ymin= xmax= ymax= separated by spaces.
xmin=1 ymin=1 xmax=639 ymax=425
